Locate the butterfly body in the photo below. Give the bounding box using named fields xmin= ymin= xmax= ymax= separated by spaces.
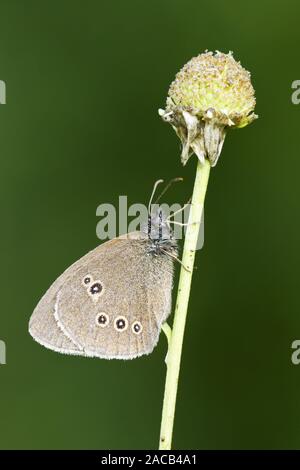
xmin=29 ymin=211 xmax=178 ymax=360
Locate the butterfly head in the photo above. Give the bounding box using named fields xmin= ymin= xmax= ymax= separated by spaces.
xmin=145 ymin=208 xmax=177 ymax=256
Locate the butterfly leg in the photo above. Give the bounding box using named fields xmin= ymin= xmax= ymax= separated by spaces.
xmin=168 ymin=220 xmax=201 ymax=227
xmin=166 ymin=201 xmax=191 ymax=222
xmin=161 ymin=249 xmax=192 ymax=273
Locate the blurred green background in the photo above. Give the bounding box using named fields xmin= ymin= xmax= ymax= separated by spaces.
xmin=0 ymin=0 xmax=299 ymax=450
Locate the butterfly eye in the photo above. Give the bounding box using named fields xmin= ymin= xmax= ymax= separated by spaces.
xmin=132 ymin=321 xmax=143 ymax=335
xmin=96 ymin=312 xmax=109 ymax=327
xmin=114 ymin=316 xmax=128 ymax=332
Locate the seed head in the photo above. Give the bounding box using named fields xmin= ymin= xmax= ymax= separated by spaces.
xmin=159 ymin=51 xmax=257 ymax=166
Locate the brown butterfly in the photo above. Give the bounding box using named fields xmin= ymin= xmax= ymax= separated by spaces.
xmin=29 ymin=182 xmax=179 ymax=359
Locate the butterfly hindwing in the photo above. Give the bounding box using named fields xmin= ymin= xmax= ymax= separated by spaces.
xmin=29 ymin=233 xmax=174 ymax=359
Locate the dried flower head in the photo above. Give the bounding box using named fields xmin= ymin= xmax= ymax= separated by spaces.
xmin=159 ymin=51 xmax=258 ymax=166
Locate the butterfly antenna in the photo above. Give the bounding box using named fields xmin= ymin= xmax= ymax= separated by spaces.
xmin=148 ymin=179 xmax=164 ymax=215
xmin=154 ymin=177 xmax=183 ymax=205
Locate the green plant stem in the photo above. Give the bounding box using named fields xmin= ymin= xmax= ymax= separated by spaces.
xmin=159 ymin=159 xmax=211 ymax=450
